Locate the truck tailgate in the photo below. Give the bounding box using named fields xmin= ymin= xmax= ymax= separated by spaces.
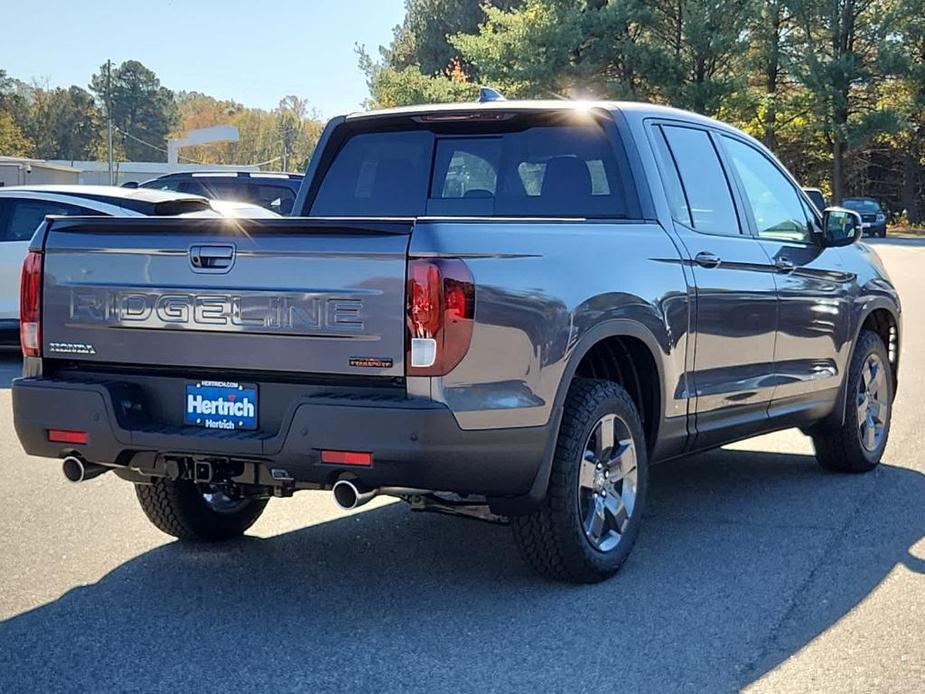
xmin=40 ymin=217 xmax=411 ymax=377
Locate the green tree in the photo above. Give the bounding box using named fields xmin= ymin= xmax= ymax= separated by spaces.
xmin=26 ymin=86 xmax=100 ymax=160
xmin=170 ymin=91 xmax=323 ymax=170
xmin=358 ymin=45 xmax=478 ymax=108
xmin=450 ymin=0 xmax=583 ymax=98
xmin=787 ymin=0 xmax=903 ymax=201
xmin=0 ymin=69 xmax=35 ymax=156
xmin=388 ymin=0 xmax=522 ymax=76
xmin=888 ymin=6 xmax=925 ymax=221
xmin=90 ymin=60 xmax=178 ymax=162
xmin=0 ymin=111 xmax=33 ymax=157
xmin=450 ymin=0 xmax=752 ymax=113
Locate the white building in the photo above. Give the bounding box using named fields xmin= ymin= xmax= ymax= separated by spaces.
xmin=0 ymin=156 xmax=81 ymax=186
xmin=0 ymin=156 xmax=259 ymax=188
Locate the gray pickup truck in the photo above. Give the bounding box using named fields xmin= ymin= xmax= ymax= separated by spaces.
xmin=13 ymin=100 xmax=900 ymax=583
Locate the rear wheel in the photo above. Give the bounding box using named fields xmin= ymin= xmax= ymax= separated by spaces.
xmin=813 ymin=330 xmax=893 ymax=473
xmin=512 ymin=379 xmax=648 ymax=583
xmin=135 ymin=478 xmax=268 ymax=541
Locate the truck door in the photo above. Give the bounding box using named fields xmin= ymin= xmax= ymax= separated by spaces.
xmin=651 ymin=123 xmax=779 ymax=447
xmin=718 ymin=134 xmax=851 ymax=408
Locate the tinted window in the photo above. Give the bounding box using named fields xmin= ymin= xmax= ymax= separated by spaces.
xmin=142 ymin=178 xmax=181 ymax=192
xmin=177 ymin=179 xmax=208 ymax=196
xmin=662 ymin=126 xmax=740 ymax=235
xmin=2 ymin=199 xmax=99 ymax=242
xmin=311 ymin=131 xmax=433 ymax=216
xmin=191 ymin=178 xmax=248 ymax=201
xmin=255 ymin=183 xmax=296 ymax=214
xmin=842 ymin=199 xmax=881 ymax=213
xmin=312 ymin=125 xmax=627 ymax=218
xmin=436 ymin=139 xmax=499 ymax=199
xmin=429 ymin=126 xmax=625 ymax=217
xmin=722 ymin=136 xmax=810 ymax=243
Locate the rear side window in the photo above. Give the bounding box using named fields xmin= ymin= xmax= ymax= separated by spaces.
xmin=188 ymin=178 xmax=248 ymax=201
xmin=310 ymin=122 xmax=630 ymax=218
xmin=142 ymin=178 xmax=181 ymax=192
xmin=254 ymin=183 xmax=296 ymax=214
xmin=1 ymin=199 xmax=100 ymax=242
xmin=660 ymin=125 xmax=740 ymax=236
xmin=311 ymin=131 xmax=433 ymax=216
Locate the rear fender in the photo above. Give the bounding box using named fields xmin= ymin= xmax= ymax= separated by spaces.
xmin=489 ymin=319 xmax=674 ymax=515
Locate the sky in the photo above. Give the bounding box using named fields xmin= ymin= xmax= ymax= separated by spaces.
xmin=0 ymin=0 xmax=406 ymax=119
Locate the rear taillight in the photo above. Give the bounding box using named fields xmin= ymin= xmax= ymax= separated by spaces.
xmin=20 ymin=251 xmax=42 ymax=358
xmin=406 ymin=258 xmax=474 ymax=376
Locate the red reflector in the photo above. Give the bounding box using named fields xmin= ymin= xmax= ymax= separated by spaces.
xmin=48 ymin=429 xmax=88 ymax=444
xmin=321 ymin=450 xmax=372 ymax=466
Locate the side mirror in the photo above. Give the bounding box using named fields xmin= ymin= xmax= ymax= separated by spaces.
xmin=821 ymin=207 xmax=863 ymax=247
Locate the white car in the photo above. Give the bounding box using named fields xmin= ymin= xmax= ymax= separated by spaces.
xmin=0 ymin=185 xmax=277 ymax=336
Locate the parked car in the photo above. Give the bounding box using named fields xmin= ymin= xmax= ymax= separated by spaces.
xmin=139 ymin=171 xmax=303 ymax=215
xmin=841 ymin=197 xmax=888 ymax=237
xmin=12 ymin=101 xmax=900 ymax=584
xmin=0 ymin=185 xmax=277 ymax=340
xmin=802 ymin=187 xmax=827 ymax=213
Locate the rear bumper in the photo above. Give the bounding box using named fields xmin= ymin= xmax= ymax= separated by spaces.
xmin=12 ymin=377 xmax=550 ymax=498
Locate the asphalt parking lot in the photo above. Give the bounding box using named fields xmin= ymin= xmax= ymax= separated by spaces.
xmin=0 ymin=238 xmax=922 ymax=693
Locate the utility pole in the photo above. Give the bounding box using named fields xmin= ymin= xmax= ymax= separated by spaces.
xmin=106 ymin=59 xmax=113 ymax=185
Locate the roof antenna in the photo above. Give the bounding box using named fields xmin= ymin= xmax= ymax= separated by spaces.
xmin=478 ymin=87 xmax=507 ymax=103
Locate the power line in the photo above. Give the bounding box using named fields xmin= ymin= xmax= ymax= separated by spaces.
xmin=115 ymin=125 xmax=282 ymax=168
xmin=114 ymin=126 xmax=207 ymax=164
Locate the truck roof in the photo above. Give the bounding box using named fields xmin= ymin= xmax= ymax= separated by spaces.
xmin=345 ymin=99 xmax=737 ymax=132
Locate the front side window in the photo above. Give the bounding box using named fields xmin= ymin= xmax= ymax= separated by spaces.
xmin=722 ymin=136 xmax=811 ymax=243
xmin=661 ymin=125 xmax=740 ymax=236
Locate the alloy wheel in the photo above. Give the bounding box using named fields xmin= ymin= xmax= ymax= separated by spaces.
xmin=857 ymin=353 xmax=889 ymax=452
xmin=578 ymin=413 xmax=639 ymax=553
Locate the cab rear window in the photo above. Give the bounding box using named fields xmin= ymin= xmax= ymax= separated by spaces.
xmin=309 ymin=120 xmax=631 ymax=218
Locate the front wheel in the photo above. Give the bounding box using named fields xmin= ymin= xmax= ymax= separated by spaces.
xmin=813 ymin=330 xmax=893 ymax=472
xmin=512 ymin=379 xmax=648 ymax=583
xmin=135 ymin=478 xmax=268 ymax=541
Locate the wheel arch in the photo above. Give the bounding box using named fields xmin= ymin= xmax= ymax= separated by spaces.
xmin=859 ymin=306 xmax=900 ymax=394
xmin=812 ymin=301 xmax=900 ymax=434
xmin=490 ymin=319 xmax=671 ymax=516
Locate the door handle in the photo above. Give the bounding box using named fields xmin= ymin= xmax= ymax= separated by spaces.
xmin=774 ymin=257 xmax=795 ymax=274
xmin=190 ymin=244 xmax=235 ymax=271
xmin=694 ymin=251 xmax=722 ymax=268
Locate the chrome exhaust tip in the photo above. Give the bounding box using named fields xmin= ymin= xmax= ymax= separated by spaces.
xmin=332 ymin=480 xmax=377 ymax=510
xmin=62 ymin=456 xmax=109 ymax=483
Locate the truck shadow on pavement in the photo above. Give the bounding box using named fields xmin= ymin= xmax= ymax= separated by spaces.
xmin=1 ymin=449 xmax=922 ymax=693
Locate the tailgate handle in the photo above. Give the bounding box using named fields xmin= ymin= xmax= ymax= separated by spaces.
xmin=190 ymin=245 xmax=235 ymax=272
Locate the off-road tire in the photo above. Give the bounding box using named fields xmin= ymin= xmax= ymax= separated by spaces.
xmin=512 ymin=379 xmax=648 ymax=583
xmin=135 ymin=478 xmax=268 ymax=541
xmin=813 ymin=330 xmax=893 ymax=473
